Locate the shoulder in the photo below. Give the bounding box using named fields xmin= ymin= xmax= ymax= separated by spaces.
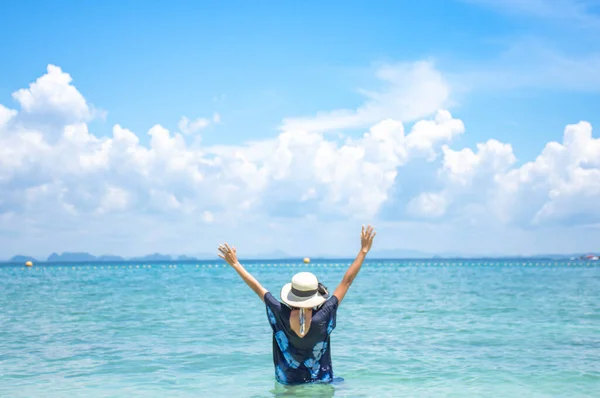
xmin=321 ymin=295 xmax=339 ymax=312
xmin=264 ymin=291 xmax=282 ymax=311
xmin=264 ymin=292 xmax=290 ymax=328
xmin=318 ymin=296 xmax=338 ymax=333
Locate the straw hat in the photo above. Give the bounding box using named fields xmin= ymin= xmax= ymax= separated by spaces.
xmin=280 ymin=272 xmax=327 ymax=308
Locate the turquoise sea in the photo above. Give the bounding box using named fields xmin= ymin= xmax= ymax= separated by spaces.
xmin=1 ymin=259 xmax=599 ymax=397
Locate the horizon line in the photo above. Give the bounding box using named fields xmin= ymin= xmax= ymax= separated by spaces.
xmin=2 ymin=255 xmax=598 ymax=265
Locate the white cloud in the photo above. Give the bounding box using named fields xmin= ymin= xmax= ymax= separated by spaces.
xmin=149 ymin=189 xmax=182 ymax=212
xmin=11 ymin=65 xmax=103 ymax=128
xmin=177 ymin=112 xmax=220 ymax=135
xmin=0 ymin=105 xmax=17 ymax=129
xmin=404 ymin=110 xmax=465 ymax=160
xmin=440 ymin=139 xmax=516 ymax=186
xmin=178 ymin=116 xmax=210 ymax=134
xmin=97 ymin=186 xmax=130 ymax=214
xmin=416 ymin=120 xmax=600 ymax=227
xmin=1 ymin=64 xmax=600 ymax=257
xmin=407 ymin=192 xmax=448 ymax=218
xmin=405 ymin=138 xmax=518 ymax=222
xmin=214 ymin=109 xmax=465 ymax=219
xmin=496 ymin=121 xmax=600 ymax=225
xmin=280 ymin=61 xmax=451 ymax=133
xmin=301 ymin=188 xmax=317 ymax=201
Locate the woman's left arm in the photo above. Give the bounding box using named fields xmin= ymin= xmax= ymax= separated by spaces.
xmin=218 ymin=243 xmax=268 ymax=302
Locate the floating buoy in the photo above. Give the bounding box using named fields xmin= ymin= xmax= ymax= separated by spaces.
xmin=25 ymin=261 xmax=33 ymax=267
xmin=303 ymin=257 xmax=310 ymax=264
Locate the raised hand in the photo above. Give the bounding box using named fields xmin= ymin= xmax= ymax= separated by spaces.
xmin=333 ymin=224 xmax=377 ymax=305
xmin=360 ymin=225 xmax=376 ymax=254
xmin=218 ymin=243 xmax=268 ymax=301
xmin=218 ymin=243 xmax=239 ymax=267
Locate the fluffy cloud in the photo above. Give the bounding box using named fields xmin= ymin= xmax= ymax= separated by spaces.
xmin=407 ymin=121 xmax=600 ymax=227
xmin=280 ymin=61 xmax=451 ymax=133
xmin=178 ymin=116 xmax=209 ymax=134
xmin=0 ymin=105 xmax=17 ymax=128
xmin=407 ymin=192 xmax=448 ymax=218
xmin=10 ymin=65 xmax=105 ymax=134
xmin=1 ymin=63 xmax=599 ymax=257
xmin=178 ymin=112 xmax=220 ymax=135
xmin=208 ymin=109 xmax=464 ymax=219
xmin=497 ymin=121 xmax=600 ymax=225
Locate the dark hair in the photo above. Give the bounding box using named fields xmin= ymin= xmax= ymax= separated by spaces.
xmin=317 ymin=282 xmax=329 ymax=298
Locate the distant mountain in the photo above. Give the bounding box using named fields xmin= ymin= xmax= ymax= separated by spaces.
xmin=10 ymin=255 xmax=38 ymax=263
xmin=46 ymin=252 xmax=123 ymax=262
xmin=3 ymin=252 xmax=201 ymax=263
xmin=3 ymin=250 xmax=596 ymax=264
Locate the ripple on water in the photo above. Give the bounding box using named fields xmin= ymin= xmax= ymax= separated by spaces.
xmin=0 ymin=261 xmax=599 ymax=397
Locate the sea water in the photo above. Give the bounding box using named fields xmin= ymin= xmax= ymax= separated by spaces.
xmin=1 ymin=260 xmax=599 ymax=397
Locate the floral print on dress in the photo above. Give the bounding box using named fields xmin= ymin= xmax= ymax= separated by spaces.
xmin=264 ymin=292 xmax=339 ymax=385
xmin=283 ymin=350 xmax=300 ymax=369
xmin=327 ymin=317 xmax=335 ymax=334
xmin=267 ymin=307 xmax=277 ymax=326
xmin=303 ymin=358 xmax=321 ymax=379
xmin=313 ymin=341 xmax=327 ymax=361
xmin=275 ymin=330 xmax=300 ymax=368
xmin=276 ymin=365 xmax=287 ymax=383
xmin=275 ymin=330 xmax=289 ymax=351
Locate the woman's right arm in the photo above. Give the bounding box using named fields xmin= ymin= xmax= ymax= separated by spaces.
xmin=218 ymin=243 xmax=268 ymax=302
xmin=333 ymin=225 xmax=376 ymax=305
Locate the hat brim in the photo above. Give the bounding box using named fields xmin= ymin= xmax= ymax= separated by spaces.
xmin=280 ymin=283 xmax=327 ymax=308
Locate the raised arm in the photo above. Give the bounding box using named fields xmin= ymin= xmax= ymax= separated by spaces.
xmin=333 ymin=225 xmax=376 ymax=305
xmin=218 ymin=243 xmax=268 ymax=302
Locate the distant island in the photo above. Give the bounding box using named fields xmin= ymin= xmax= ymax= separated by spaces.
xmin=5 ymin=252 xmax=216 ymax=264
xmin=9 ymin=255 xmax=39 ymax=263
xmin=3 ymin=249 xmax=296 ymax=264
xmin=2 ymin=249 xmax=598 ymax=264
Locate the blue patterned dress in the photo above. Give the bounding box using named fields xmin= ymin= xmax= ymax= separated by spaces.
xmin=264 ymin=292 xmax=338 ymax=385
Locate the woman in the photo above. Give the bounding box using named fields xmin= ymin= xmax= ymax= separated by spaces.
xmin=218 ymin=225 xmax=376 ymax=385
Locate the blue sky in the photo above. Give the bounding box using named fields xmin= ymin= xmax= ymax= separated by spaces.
xmin=1 ymin=0 xmax=600 ymax=259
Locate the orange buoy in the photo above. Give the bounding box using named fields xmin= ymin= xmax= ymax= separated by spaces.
xmin=303 ymin=257 xmax=310 ymax=264
xmin=25 ymin=261 xmax=33 ymax=267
